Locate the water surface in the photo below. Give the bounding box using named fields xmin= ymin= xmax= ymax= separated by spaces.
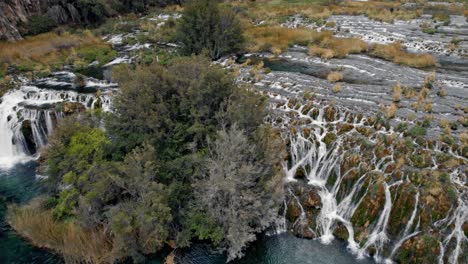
xmin=0 ymin=162 xmax=373 ymax=264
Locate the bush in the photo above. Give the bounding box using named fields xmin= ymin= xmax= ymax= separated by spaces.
xmin=327 ymin=71 xmax=343 ymax=82
xmin=76 ymin=44 xmax=117 ymax=65
xmin=177 ymin=0 xmax=244 ymax=59
xmin=20 ymin=15 xmax=57 ymax=36
xmin=77 ymin=0 xmax=109 ymax=25
xmin=407 ymin=125 xmax=427 ymax=138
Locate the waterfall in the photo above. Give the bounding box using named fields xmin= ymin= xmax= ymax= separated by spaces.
xmin=0 ymin=88 xmax=30 ymax=168
xmin=270 ymin=91 xmax=466 ymax=263
xmin=387 ymin=191 xmax=420 ymax=262
xmin=0 ymin=72 xmax=116 ymax=168
xmin=439 ymin=169 xmax=468 ymax=264
xmin=357 ymin=180 xmax=402 ymax=262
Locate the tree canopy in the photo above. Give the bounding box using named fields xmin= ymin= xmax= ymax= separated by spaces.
xmin=39 ymin=55 xmax=285 ymax=262
xmin=176 ymin=0 xmax=245 ymax=59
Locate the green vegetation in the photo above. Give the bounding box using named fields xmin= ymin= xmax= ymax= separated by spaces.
xmin=18 ymin=15 xmax=57 ymax=36
xmin=177 ymin=0 xmax=244 ymax=59
xmin=11 ymin=55 xmax=285 ymax=262
xmin=406 ymin=125 xmax=427 ymax=138
xmin=422 ymin=27 xmax=438 ymax=35
xmin=0 ymin=31 xmax=115 ymax=74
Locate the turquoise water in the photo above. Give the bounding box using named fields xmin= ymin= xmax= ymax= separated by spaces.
xmin=0 ymin=162 xmax=60 ymax=263
xmin=0 ymin=162 xmax=372 ymax=264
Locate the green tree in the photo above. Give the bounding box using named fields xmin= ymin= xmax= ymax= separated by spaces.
xmin=176 ymin=0 xmax=244 ymax=59
xmin=107 ymin=144 xmax=172 ymax=260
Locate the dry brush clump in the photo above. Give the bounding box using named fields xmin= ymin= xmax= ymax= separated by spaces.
xmin=8 ymin=198 xmax=114 ymax=264
xmin=327 ymin=71 xmax=343 ymax=83
xmin=393 ymin=83 xmax=402 ymax=102
xmin=386 ymin=103 xmax=398 ymax=119
xmin=370 ymin=42 xmax=435 ymax=68
xmin=332 ymin=84 xmax=342 ymax=93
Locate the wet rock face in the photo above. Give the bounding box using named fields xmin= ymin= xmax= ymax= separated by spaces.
xmin=285 ymin=183 xmax=322 ymax=239
xmin=260 ymin=90 xmax=466 ymax=263
xmin=20 ymin=120 xmax=36 ymax=154
xmin=62 ymin=101 xmax=85 ymax=115
xmin=0 ymin=0 xmax=100 ymax=40
xmin=0 ymin=0 xmax=42 ymax=41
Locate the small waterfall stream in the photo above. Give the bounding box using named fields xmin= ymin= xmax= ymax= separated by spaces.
xmin=0 ymin=72 xmax=115 ymax=168
xmin=261 ymin=80 xmax=467 ymax=263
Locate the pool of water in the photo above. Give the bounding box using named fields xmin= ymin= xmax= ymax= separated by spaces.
xmin=0 ymin=162 xmax=373 ymax=264
xmin=0 ymin=162 xmax=60 ymax=263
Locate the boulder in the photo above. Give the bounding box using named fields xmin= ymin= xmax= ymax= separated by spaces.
xmin=62 ymin=102 xmax=85 ymax=115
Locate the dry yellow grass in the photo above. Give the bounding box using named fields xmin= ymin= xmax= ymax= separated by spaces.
xmin=404 ymin=87 xmax=417 ymax=99
xmin=247 ymin=25 xmax=367 ymax=58
xmin=232 ymin=0 xmax=422 ymax=25
xmin=0 ymin=31 xmax=114 ymax=74
xmin=247 ymin=26 xmax=332 ymax=53
xmin=386 ymin=103 xmax=398 ymax=119
xmin=319 ymin=37 xmax=367 ymax=58
xmin=327 ymin=71 xmax=343 ymax=83
xmin=370 ymin=42 xmax=435 ymax=68
xmin=8 ymin=198 xmax=114 ymax=264
xmin=0 ymin=32 xmax=100 ymax=64
xmin=332 ymin=84 xmax=342 ymax=93
xmin=423 ymin=100 xmax=433 ymax=113
xmin=308 ymin=46 xmax=335 ymax=59
xmin=392 ymin=83 xmax=402 ymax=102
xmin=437 ymin=88 xmax=447 ymax=97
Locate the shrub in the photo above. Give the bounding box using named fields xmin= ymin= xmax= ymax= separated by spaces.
xmin=407 ymin=125 xmax=427 ymax=138
xmin=327 ymin=71 xmax=343 ymax=82
xmin=422 ymin=27 xmax=438 ymax=34
xmin=19 ymin=15 xmax=57 ymax=36
xmin=332 ymin=84 xmax=342 ymax=93
xmin=177 ymin=0 xmax=244 ymax=59
xmin=76 ymin=44 xmax=117 ymax=65
xmin=437 ymin=88 xmax=446 ymax=97
xmin=386 ymin=103 xmax=397 ymax=119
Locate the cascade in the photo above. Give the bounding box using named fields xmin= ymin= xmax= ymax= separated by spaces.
xmin=266 ymin=89 xmax=466 ymax=263
xmin=0 ymin=72 xmax=115 ymax=168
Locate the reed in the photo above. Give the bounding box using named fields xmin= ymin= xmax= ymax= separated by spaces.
xmin=370 ymin=42 xmax=435 ymax=68
xmin=8 ymin=198 xmax=115 ymax=264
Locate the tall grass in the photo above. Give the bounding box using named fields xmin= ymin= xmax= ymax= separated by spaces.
xmin=370 ymin=42 xmax=435 ymax=68
xmin=7 ymin=198 xmax=115 ymax=264
xmin=247 ymin=26 xmax=367 ymax=57
xmin=0 ymin=31 xmax=115 ymax=74
xmin=231 ymin=0 xmax=423 ymax=24
xmin=246 ymin=26 xmax=331 ymax=54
